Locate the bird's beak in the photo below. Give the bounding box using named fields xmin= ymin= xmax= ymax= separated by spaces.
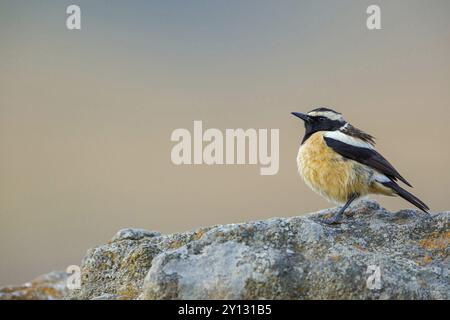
xmin=291 ymin=112 xmax=311 ymax=123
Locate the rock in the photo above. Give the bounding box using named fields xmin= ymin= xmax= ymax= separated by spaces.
xmin=5 ymin=200 xmax=449 ymax=300
xmin=0 ymin=271 xmax=68 ymax=300
xmin=68 ymin=200 xmax=449 ymax=300
xmin=110 ymin=228 xmax=162 ymax=242
xmin=68 ymin=226 xmax=210 ymax=299
xmin=90 ymin=293 xmax=122 ymax=300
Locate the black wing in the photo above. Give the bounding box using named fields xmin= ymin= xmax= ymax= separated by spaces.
xmin=324 ymin=137 xmax=412 ymax=187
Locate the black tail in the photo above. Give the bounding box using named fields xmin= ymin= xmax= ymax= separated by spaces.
xmin=382 ymin=181 xmax=429 ymax=213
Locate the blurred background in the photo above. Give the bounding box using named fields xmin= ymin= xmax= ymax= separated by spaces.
xmin=1 ymin=0 xmax=449 ymax=285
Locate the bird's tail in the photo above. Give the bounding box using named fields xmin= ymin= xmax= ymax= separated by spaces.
xmin=382 ymin=181 xmax=429 ymax=213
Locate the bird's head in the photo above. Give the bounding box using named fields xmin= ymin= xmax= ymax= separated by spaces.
xmin=291 ymin=107 xmax=347 ymax=143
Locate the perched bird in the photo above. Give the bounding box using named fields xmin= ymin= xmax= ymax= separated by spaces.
xmin=292 ymin=107 xmax=429 ymax=224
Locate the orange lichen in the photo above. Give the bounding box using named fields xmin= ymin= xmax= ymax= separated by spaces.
xmin=191 ymin=229 xmax=206 ymax=241
xmin=352 ymin=243 xmax=367 ymax=252
xmin=419 ymin=231 xmax=450 ymax=252
xmin=422 ymin=255 xmax=432 ymax=265
xmin=330 ymin=255 xmax=341 ymax=262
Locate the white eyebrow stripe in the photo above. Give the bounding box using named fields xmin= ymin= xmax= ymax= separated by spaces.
xmin=308 ymin=111 xmax=344 ymax=121
xmin=324 ymin=130 xmax=374 ymax=149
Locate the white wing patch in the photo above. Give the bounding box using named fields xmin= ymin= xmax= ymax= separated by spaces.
xmin=324 ymin=130 xmax=374 ymax=149
xmin=374 ymin=172 xmax=391 ymax=183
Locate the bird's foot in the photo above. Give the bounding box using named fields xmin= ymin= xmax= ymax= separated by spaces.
xmin=343 ymin=210 xmax=355 ymax=218
xmin=322 ymin=212 xmax=343 ymax=225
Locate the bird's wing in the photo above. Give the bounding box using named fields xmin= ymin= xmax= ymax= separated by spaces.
xmin=323 ymin=134 xmax=412 ymax=187
xmin=340 ymin=123 xmax=376 ymax=146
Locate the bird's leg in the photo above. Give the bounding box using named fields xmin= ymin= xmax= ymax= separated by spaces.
xmin=324 ymin=193 xmax=359 ymax=225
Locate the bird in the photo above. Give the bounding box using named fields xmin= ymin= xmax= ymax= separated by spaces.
xmin=292 ymin=107 xmax=429 ymax=224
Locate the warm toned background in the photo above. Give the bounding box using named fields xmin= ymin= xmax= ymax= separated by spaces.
xmin=1 ymin=0 xmax=449 ymax=285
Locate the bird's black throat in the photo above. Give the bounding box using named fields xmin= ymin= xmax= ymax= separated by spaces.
xmin=301 ymin=117 xmax=345 ymax=144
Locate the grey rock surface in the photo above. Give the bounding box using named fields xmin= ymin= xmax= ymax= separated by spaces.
xmin=68 ymin=226 xmax=211 ymax=299
xmin=69 ymin=200 xmax=449 ymax=300
xmin=0 ymin=271 xmax=68 ymax=300
xmin=3 ymin=200 xmax=448 ymax=300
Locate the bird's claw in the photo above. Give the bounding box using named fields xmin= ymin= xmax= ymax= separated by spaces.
xmin=322 ymin=212 xmax=343 ymax=225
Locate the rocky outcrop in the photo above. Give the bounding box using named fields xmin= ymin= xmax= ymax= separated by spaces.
xmin=71 ymin=200 xmax=449 ymax=300
xmin=2 ymin=200 xmax=449 ymax=300
xmin=0 ymin=272 xmax=68 ymax=300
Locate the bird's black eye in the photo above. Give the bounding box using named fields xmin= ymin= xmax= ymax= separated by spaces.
xmin=318 ymin=117 xmax=326 ymax=122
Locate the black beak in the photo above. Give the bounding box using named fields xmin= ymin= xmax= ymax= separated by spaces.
xmin=291 ymin=112 xmax=311 ymax=123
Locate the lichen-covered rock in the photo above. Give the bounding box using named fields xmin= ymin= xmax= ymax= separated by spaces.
xmin=0 ymin=271 xmax=68 ymax=300
xmin=4 ymin=201 xmax=445 ymax=300
xmin=65 ymin=200 xmax=449 ymax=300
xmin=68 ymin=227 xmax=210 ymax=299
